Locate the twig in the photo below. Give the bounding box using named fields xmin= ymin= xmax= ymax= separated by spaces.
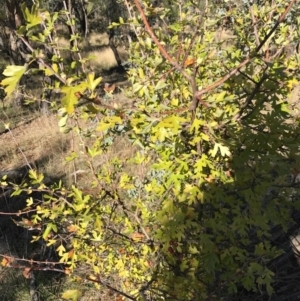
xmin=233 ymin=66 xmax=269 ymax=121
xmin=0 ymin=208 xmax=37 ymax=216
xmin=0 ymin=251 xmax=137 ymax=300
xmin=181 ymin=9 xmax=206 ymax=69
xmin=88 ymin=275 xmax=137 ymax=301
xmin=249 ymin=4 xmax=261 ymax=49
xmin=255 ymin=0 xmax=296 ymax=54
xmin=62 ymin=0 xmax=86 ymax=73
xmin=124 ymin=0 xmax=146 ymax=58
xmin=132 ymin=0 xmax=198 ymax=121
xmin=0 ymin=254 xmax=63 ymax=266
xmin=17 ymin=36 xmax=67 ymax=85
xmin=70 ymin=119 xmax=77 ymax=184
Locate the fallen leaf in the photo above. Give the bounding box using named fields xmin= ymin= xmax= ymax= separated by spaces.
xmin=184 ymin=57 xmax=196 ymax=67
xmin=1 ymin=256 xmax=14 ymax=267
xmin=23 ymin=267 xmax=32 ymax=279
xmin=131 ymin=232 xmax=145 ymax=241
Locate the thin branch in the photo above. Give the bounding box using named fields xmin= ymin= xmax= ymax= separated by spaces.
xmin=233 ymin=67 xmax=269 ymax=121
xmin=0 ymin=254 xmax=63 ymax=266
xmin=255 ymin=0 xmax=296 ymax=54
xmin=181 ymin=10 xmax=206 ymax=69
xmin=249 ymin=4 xmax=261 ymax=49
xmin=62 ymin=0 xmax=86 ymax=73
xmin=87 ymin=275 xmax=137 ymax=301
xmin=17 ymin=36 xmax=67 ymax=85
xmin=239 ymin=95 xmax=269 ymax=121
xmin=132 ymin=0 xmax=198 ymax=120
xmin=0 ymin=208 xmax=37 ymax=216
xmin=133 ymin=0 xmax=185 ymax=72
xmin=0 ymin=252 xmax=137 ymax=300
xmin=195 ymin=57 xmax=252 ymax=98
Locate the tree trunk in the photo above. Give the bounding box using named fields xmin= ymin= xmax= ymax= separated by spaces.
xmin=4 ymin=0 xmax=24 ymax=29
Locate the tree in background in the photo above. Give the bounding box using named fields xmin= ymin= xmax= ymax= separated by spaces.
xmin=1 ymin=0 xmax=300 ymax=300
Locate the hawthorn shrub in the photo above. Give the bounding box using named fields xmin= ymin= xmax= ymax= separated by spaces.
xmin=1 ymin=0 xmax=300 ymax=300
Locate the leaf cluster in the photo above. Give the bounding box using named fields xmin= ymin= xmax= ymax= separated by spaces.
xmin=1 ymin=0 xmax=300 ymax=300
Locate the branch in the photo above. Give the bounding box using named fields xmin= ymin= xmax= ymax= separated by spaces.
xmin=181 ymin=10 xmax=206 ymax=69
xmin=132 ymin=0 xmax=185 ymax=73
xmin=249 ymin=4 xmax=260 ymax=49
xmin=132 ymin=0 xmax=199 ymax=120
xmin=62 ymin=0 xmax=86 ymax=73
xmin=239 ymin=94 xmax=270 ymax=121
xmin=255 ymin=0 xmax=296 ymax=54
xmin=233 ymin=67 xmax=269 ymax=121
xmin=197 ymin=0 xmax=296 ymax=98
xmin=87 ymin=275 xmax=137 ymax=301
xmin=17 ymin=36 xmax=67 ymax=85
xmin=133 ymin=0 xmax=296 ymax=108
xmin=0 ymin=254 xmax=64 ymax=266
xmin=0 ymin=208 xmax=37 ymax=216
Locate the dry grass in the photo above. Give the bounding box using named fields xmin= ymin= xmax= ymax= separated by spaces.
xmin=55 ymin=32 xmax=128 ymax=71
xmin=86 ymin=32 xmax=110 ymax=47
xmin=0 ymin=97 xmax=141 ymax=300
xmin=84 ymin=45 xmax=128 ymax=71
xmin=0 ymin=88 xmax=138 ymax=186
xmin=290 ymin=84 xmax=300 ymax=117
xmin=0 ymin=115 xmax=69 ymax=177
xmin=0 ymin=267 xmax=66 ymax=301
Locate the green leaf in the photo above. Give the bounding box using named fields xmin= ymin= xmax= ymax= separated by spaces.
xmin=57 ymin=244 xmax=66 ymax=256
xmin=65 ymin=152 xmax=78 ymax=162
xmin=87 ymin=72 xmax=102 ymax=91
xmin=43 ymin=223 xmax=54 ymax=240
xmin=86 ymin=3 xmax=94 ymax=15
xmin=29 ymin=169 xmax=44 ymax=184
xmin=215 ymin=91 xmax=227 ymax=102
xmin=1 ymin=65 xmax=26 ymax=96
xmin=21 ymin=3 xmax=44 ymax=29
xmin=96 ymin=115 xmax=123 ymax=132
xmin=138 ymin=68 xmax=145 ymax=79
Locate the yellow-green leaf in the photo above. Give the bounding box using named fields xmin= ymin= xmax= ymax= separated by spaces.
xmin=62 ymin=289 xmax=82 ymax=301
xmin=87 ymin=72 xmax=102 ymax=91
xmin=1 ymin=65 xmax=26 ymax=96
xmin=61 ymin=83 xmax=87 ymax=114
xmin=155 ymin=80 xmax=168 ymax=91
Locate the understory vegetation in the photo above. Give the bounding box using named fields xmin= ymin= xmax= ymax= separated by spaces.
xmin=1 ymin=0 xmax=300 ymax=300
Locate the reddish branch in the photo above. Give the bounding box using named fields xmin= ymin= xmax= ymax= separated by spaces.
xmin=132 ymin=0 xmax=199 ymax=119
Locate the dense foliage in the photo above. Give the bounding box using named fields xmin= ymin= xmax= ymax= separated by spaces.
xmin=1 ymin=0 xmax=300 ymax=300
